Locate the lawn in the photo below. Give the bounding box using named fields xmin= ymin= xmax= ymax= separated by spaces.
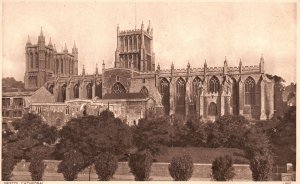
xmin=155 ymin=147 xmax=249 ymax=164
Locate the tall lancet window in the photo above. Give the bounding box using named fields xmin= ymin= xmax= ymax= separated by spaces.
xmin=245 ymin=77 xmax=256 ymax=105
xmin=86 ymin=83 xmax=93 ymax=99
xmin=209 ymin=76 xmax=220 ymax=93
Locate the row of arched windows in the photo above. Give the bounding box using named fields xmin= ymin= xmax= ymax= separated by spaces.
xmin=49 ymin=82 xmax=102 ymax=102
xmin=28 ymin=52 xmax=54 ymax=70
xmin=159 ymin=76 xmax=258 ymax=116
xmin=54 ymin=58 xmax=75 ymax=75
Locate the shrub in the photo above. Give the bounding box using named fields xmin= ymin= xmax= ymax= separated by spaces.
xmin=212 ymin=155 xmax=235 ymax=181
xmin=2 ymin=156 xmax=19 ymax=181
xmin=133 ymin=117 xmax=171 ymax=156
xmin=250 ymin=152 xmax=273 ymax=181
xmin=57 ymin=150 xmax=85 ymax=181
xmin=168 ymin=154 xmax=194 ymax=181
xmin=128 ymin=151 xmax=153 ymax=181
xmin=29 ymin=158 xmax=46 ymax=181
xmin=94 ymin=152 xmax=118 ymax=181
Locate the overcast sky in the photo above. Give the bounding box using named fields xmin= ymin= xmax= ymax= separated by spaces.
xmin=2 ymin=1 xmax=296 ymax=84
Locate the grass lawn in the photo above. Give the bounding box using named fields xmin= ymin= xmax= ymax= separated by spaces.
xmin=155 ymin=147 xmax=249 ymax=164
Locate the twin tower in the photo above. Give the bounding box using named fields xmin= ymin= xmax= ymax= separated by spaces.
xmin=24 ymin=28 xmax=79 ymax=90
xmin=24 ymin=21 xmax=155 ymax=90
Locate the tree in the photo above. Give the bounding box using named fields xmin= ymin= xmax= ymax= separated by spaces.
xmin=2 ymin=113 xmax=57 ymax=180
xmin=168 ymin=154 xmax=194 ymax=181
xmin=214 ymin=115 xmax=249 ymax=148
xmin=270 ymin=106 xmax=296 ymax=168
xmin=132 ymin=116 xmax=171 ymax=156
xmin=3 ymin=113 xmax=58 ymax=160
xmin=250 ymin=151 xmax=273 ymax=181
xmin=211 ymin=155 xmax=235 ymax=181
xmin=128 ymin=151 xmax=153 ymax=181
xmin=57 ymin=150 xmax=85 ymax=181
xmin=29 ymin=158 xmax=46 ymax=181
xmin=184 ymin=118 xmax=207 ymax=147
xmin=94 ymin=152 xmax=118 ymax=181
xmin=2 ymin=77 xmax=25 ymax=91
xmin=243 ymin=128 xmax=272 ymax=159
xmin=55 ymin=110 xmax=132 ymax=175
xmin=2 ymin=156 xmax=19 ymax=181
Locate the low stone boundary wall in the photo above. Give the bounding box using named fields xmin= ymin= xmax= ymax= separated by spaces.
xmin=12 ymin=160 xmax=252 ymax=181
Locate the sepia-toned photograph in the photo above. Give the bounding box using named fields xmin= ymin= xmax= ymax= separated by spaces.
xmin=1 ymin=0 xmax=297 ymax=182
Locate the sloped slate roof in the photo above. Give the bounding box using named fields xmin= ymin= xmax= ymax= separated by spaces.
xmin=102 ymin=93 xmax=148 ymax=100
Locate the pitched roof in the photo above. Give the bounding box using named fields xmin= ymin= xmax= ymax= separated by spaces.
xmin=102 ymin=93 xmax=148 ymax=100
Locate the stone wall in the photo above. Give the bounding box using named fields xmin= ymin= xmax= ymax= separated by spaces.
xmin=12 ymin=160 xmax=252 ymax=181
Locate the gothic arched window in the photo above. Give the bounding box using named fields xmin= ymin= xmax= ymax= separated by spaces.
xmin=176 ymin=77 xmax=186 ymax=99
xmin=209 ymin=76 xmax=220 ymax=93
xmin=45 ymin=53 xmax=48 ymax=69
xmin=112 ymin=82 xmax=126 ymax=94
xmin=140 ymin=86 xmax=149 ymax=96
xmin=95 ymin=82 xmax=102 ymax=98
xmin=208 ymin=102 xmax=218 ymax=116
xmin=245 ymin=77 xmax=256 ymax=105
xmin=192 ymin=77 xmax=202 ymax=101
xmin=86 ymin=83 xmax=93 ymax=99
xmin=56 ymin=59 xmax=59 ymax=74
xmin=74 ymin=84 xmax=79 ymax=98
xmin=30 ymin=53 xmax=34 ymax=68
xmin=61 ymin=59 xmax=64 ymax=74
xmin=48 ymin=85 xmax=54 ymax=94
xmin=61 ymin=84 xmax=67 ymax=102
xmin=176 ymin=77 xmax=186 ymax=114
xmin=160 ymin=78 xmax=170 ymax=115
xmin=35 ymin=53 xmax=39 ymax=68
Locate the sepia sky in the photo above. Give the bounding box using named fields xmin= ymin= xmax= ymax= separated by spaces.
xmin=2 ymin=1 xmax=297 ymax=84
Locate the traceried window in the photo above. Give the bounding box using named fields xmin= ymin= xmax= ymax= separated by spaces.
xmin=74 ymin=84 xmax=79 ymax=98
xmin=56 ymin=59 xmax=59 ymax=74
xmin=61 ymin=84 xmax=67 ymax=102
xmin=208 ymin=102 xmax=218 ymax=116
xmin=176 ymin=77 xmax=186 ymax=103
xmin=112 ymin=82 xmax=126 ymax=94
xmin=160 ymin=78 xmax=170 ymax=115
xmin=209 ymin=76 xmax=220 ymax=93
xmin=35 ymin=53 xmax=39 ymax=68
xmin=140 ymin=86 xmax=149 ymax=96
xmin=61 ymin=59 xmax=64 ymax=74
xmin=95 ymin=82 xmax=102 ymax=98
xmin=192 ymin=77 xmax=201 ymax=102
xmin=245 ymin=77 xmax=256 ymax=105
xmin=48 ymin=85 xmax=54 ymax=94
xmin=30 ymin=53 xmax=34 ymax=68
xmin=86 ymin=83 xmax=93 ymax=99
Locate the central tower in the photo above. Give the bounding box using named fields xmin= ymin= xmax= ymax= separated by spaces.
xmin=115 ymin=21 xmax=155 ymax=72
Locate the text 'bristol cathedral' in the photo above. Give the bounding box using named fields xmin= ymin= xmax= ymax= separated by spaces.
xmin=24 ymin=21 xmax=275 ymax=126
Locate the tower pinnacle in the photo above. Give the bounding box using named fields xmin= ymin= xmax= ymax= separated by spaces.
xmin=64 ymin=43 xmax=68 ymax=52
xmin=48 ymin=37 xmax=53 ymax=47
xmin=26 ymin=35 xmax=32 ymax=45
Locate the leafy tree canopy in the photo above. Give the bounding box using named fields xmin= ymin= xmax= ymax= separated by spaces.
xmin=132 ymin=116 xmax=172 ymax=156
xmin=55 ymin=110 xmax=132 ymax=166
xmin=2 ymin=77 xmax=25 ymax=91
xmin=3 ymin=113 xmax=58 ymax=160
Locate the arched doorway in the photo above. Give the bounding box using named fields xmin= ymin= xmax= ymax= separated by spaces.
xmin=208 ymin=102 xmax=218 ymax=116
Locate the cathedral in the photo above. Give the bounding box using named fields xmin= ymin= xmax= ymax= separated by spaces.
xmin=22 ymin=21 xmax=276 ymax=126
